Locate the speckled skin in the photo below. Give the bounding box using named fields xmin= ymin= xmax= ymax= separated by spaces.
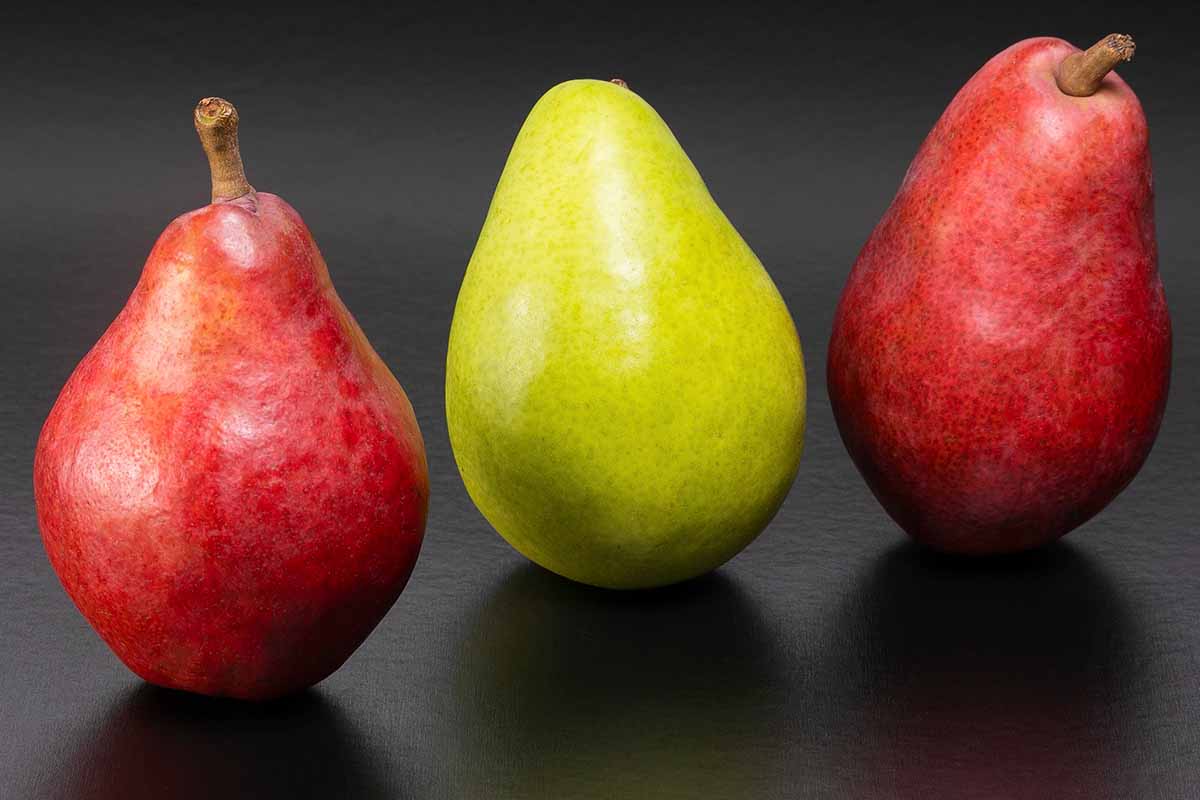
xmin=33 ymin=192 xmax=428 ymax=699
xmin=446 ymin=80 xmax=805 ymax=589
xmin=828 ymin=38 xmax=1170 ymax=554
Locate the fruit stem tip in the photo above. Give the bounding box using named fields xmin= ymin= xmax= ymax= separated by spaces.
xmin=194 ymin=97 xmax=254 ymax=203
xmin=1055 ymin=34 xmax=1135 ymax=97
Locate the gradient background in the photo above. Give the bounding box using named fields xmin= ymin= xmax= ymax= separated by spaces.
xmin=3 ymin=2 xmax=1198 ymax=797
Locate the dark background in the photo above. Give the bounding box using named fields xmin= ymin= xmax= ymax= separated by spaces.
xmin=2 ymin=2 xmax=1198 ymax=797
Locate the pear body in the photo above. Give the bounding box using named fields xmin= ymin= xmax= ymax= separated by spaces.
xmin=34 ymin=193 xmax=428 ymax=699
xmin=828 ymin=38 xmax=1170 ymax=554
xmin=447 ymin=80 xmax=805 ymax=589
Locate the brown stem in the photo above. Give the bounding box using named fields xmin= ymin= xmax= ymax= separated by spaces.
xmin=610 ymin=78 xmax=630 ymax=89
xmin=193 ymin=97 xmax=254 ymax=203
xmin=1054 ymin=34 xmax=1135 ymax=97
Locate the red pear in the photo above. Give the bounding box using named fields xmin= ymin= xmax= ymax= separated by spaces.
xmin=828 ymin=36 xmax=1170 ymax=554
xmin=33 ymin=99 xmax=428 ymax=699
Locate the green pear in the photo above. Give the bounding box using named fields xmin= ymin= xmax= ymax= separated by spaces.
xmin=446 ymin=79 xmax=805 ymax=589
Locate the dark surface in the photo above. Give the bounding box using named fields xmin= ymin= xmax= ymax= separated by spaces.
xmin=2 ymin=3 xmax=1198 ymax=798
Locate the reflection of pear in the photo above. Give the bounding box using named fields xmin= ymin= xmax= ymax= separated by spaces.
xmin=447 ymin=79 xmax=806 ymax=589
xmin=28 ymin=687 xmax=396 ymax=800
xmin=448 ymin=566 xmax=786 ymax=798
xmin=814 ymin=543 xmax=1143 ymax=797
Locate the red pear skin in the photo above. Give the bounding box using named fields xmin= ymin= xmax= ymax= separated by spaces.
xmin=33 ymin=108 xmax=428 ymax=699
xmin=827 ymin=37 xmax=1170 ymax=554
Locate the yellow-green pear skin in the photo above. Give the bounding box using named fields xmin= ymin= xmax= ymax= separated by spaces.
xmin=446 ymin=79 xmax=806 ymax=589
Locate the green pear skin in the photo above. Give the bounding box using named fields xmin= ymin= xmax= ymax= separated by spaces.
xmin=446 ymin=79 xmax=805 ymax=589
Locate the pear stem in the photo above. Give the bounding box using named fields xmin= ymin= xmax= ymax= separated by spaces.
xmin=1054 ymin=34 xmax=1135 ymax=97
xmin=194 ymin=97 xmax=254 ymax=203
xmin=610 ymin=78 xmax=630 ymax=89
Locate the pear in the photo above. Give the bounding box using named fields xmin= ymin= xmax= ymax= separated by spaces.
xmin=34 ymin=99 xmax=429 ymax=699
xmin=447 ymin=79 xmax=805 ymax=589
xmin=828 ymin=36 xmax=1171 ymax=554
